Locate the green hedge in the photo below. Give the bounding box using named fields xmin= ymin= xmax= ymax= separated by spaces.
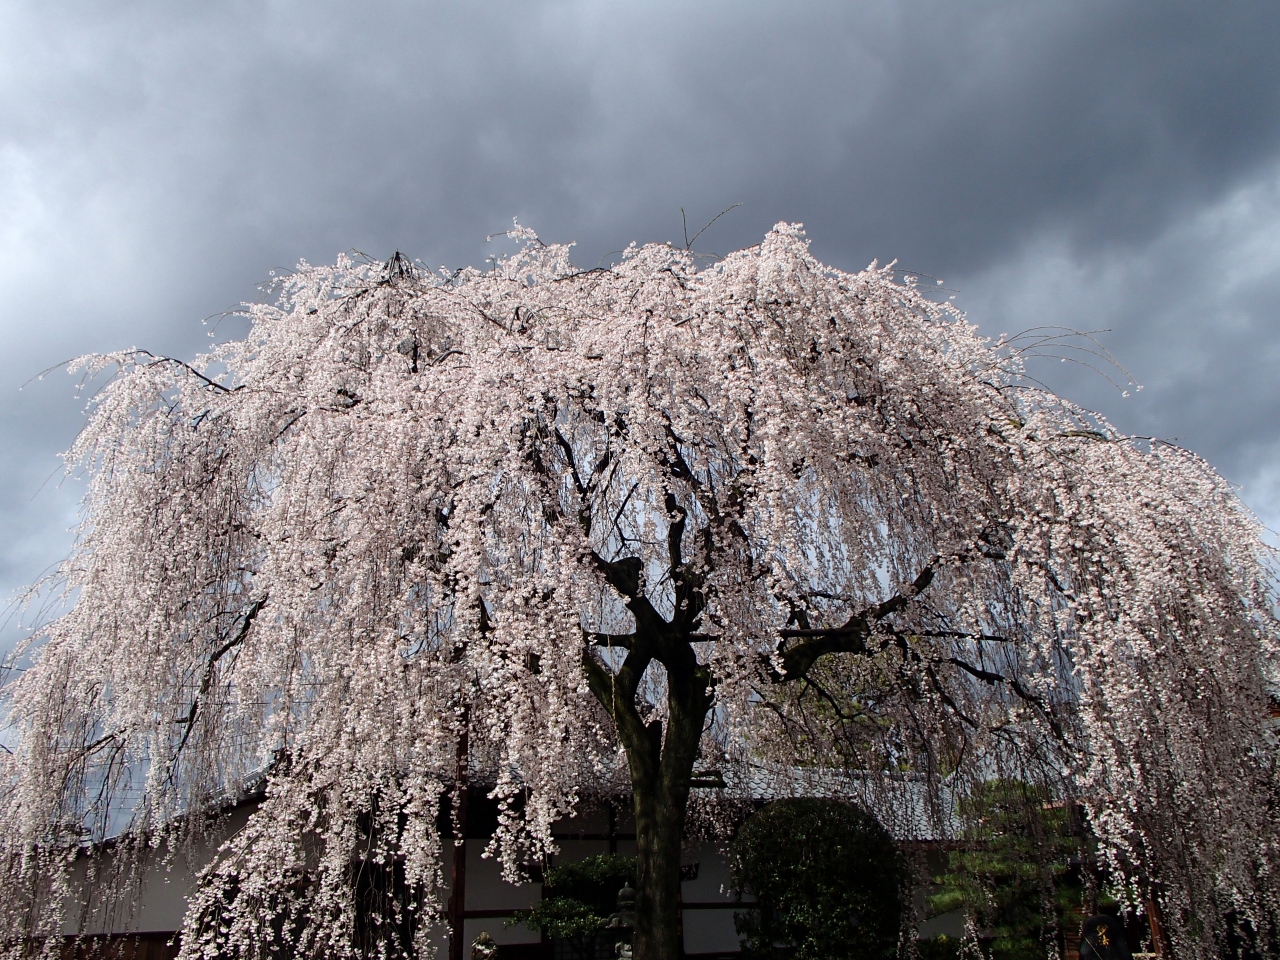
xmin=928 ymin=779 xmax=1083 ymax=960
xmin=513 ymin=853 xmax=636 ymax=942
xmin=730 ymin=799 xmax=904 ymax=960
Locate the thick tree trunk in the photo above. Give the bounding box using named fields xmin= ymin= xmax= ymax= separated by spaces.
xmin=580 ymin=552 xmax=713 ymax=960
xmin=632 ymin=783 xmax=686 ymax=960
xmin=616 ymin=644 xmax=712 ymax=960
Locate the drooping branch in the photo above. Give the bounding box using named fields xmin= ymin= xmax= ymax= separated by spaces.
xmin=944 ymin=654 xmax=1065 ymax=741
xmin=173 ymin=596 xmax=268 ymax=758
xmin=761 ymin=560 xmax=1067 ymax=738
xmin=135 ymin=350 xmax=241 ymax=394
xmin=773 ymin=562 xmax=937 ymax=680
xmin=587 ymin=632 xmax=636 ymax=649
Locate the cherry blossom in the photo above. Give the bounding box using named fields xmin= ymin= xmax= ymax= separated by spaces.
xmin=2 ymin=225 xmax=1276 ymax=960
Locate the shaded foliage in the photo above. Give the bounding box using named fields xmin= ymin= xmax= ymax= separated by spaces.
xmin=730 ymin=799 xmax=903 ymax=960
xmin=928 ymin=781 xmax=1082 ymax=960
xmin=515 ymin=853 xmax=636 ymax=942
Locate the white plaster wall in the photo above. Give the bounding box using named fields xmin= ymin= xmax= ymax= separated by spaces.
xmin=67 ymin=805 xmax=933 ymax=956
xmin=62 ymin=805 xmax=256 ymax=936
xmin=681 ymin=843 xmax=752 ymax=956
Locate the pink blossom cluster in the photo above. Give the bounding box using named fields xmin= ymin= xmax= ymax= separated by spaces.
xmin=1 ymin=224 xmax=1275 ymax=959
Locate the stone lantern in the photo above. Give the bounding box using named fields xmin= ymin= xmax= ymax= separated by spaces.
xmin=603 ymin=883 xmax=637 ymax=960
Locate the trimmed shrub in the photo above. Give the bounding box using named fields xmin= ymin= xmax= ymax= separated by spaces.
xmin=730 ymin=799 xmax=904 ymax=960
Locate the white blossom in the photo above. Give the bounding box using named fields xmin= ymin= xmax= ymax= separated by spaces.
xmin=1 ymin=225 xmax=1276 ymax=959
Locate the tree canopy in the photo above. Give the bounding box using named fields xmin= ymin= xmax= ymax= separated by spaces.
xmin=1 ymin=224 xmax=1277 ymax=960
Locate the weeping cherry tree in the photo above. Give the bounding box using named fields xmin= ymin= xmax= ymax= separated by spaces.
xmin=1 ymin=224 xmax=1277 ymax=960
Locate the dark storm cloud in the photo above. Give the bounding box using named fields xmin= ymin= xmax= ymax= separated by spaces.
xmin=957 ymin=172 xmax=1280 ymax=517
xmin=3 ymin=0 xmax=1280 ymax=643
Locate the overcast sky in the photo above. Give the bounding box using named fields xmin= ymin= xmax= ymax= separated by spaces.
xmin=3 ymin=1 xmax=1280 ymax=645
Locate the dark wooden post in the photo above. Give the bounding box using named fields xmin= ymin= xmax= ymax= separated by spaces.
xmin=1145 ymin=896 xmax=1169 ymax=958
xmin=450 ymin=714 xmax=470 ymax=960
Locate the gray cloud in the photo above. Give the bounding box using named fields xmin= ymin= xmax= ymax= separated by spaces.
xmin=957 ymin=162 xmax=1280 ymax=459
xmin=4 ymin=0 xmax=1280 ymax=645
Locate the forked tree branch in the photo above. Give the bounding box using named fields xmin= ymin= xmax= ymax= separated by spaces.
xmin=173 ymin=597 xmax=267 ymax=757
xmin=773 ymin=563 xmax=937 ymax=679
